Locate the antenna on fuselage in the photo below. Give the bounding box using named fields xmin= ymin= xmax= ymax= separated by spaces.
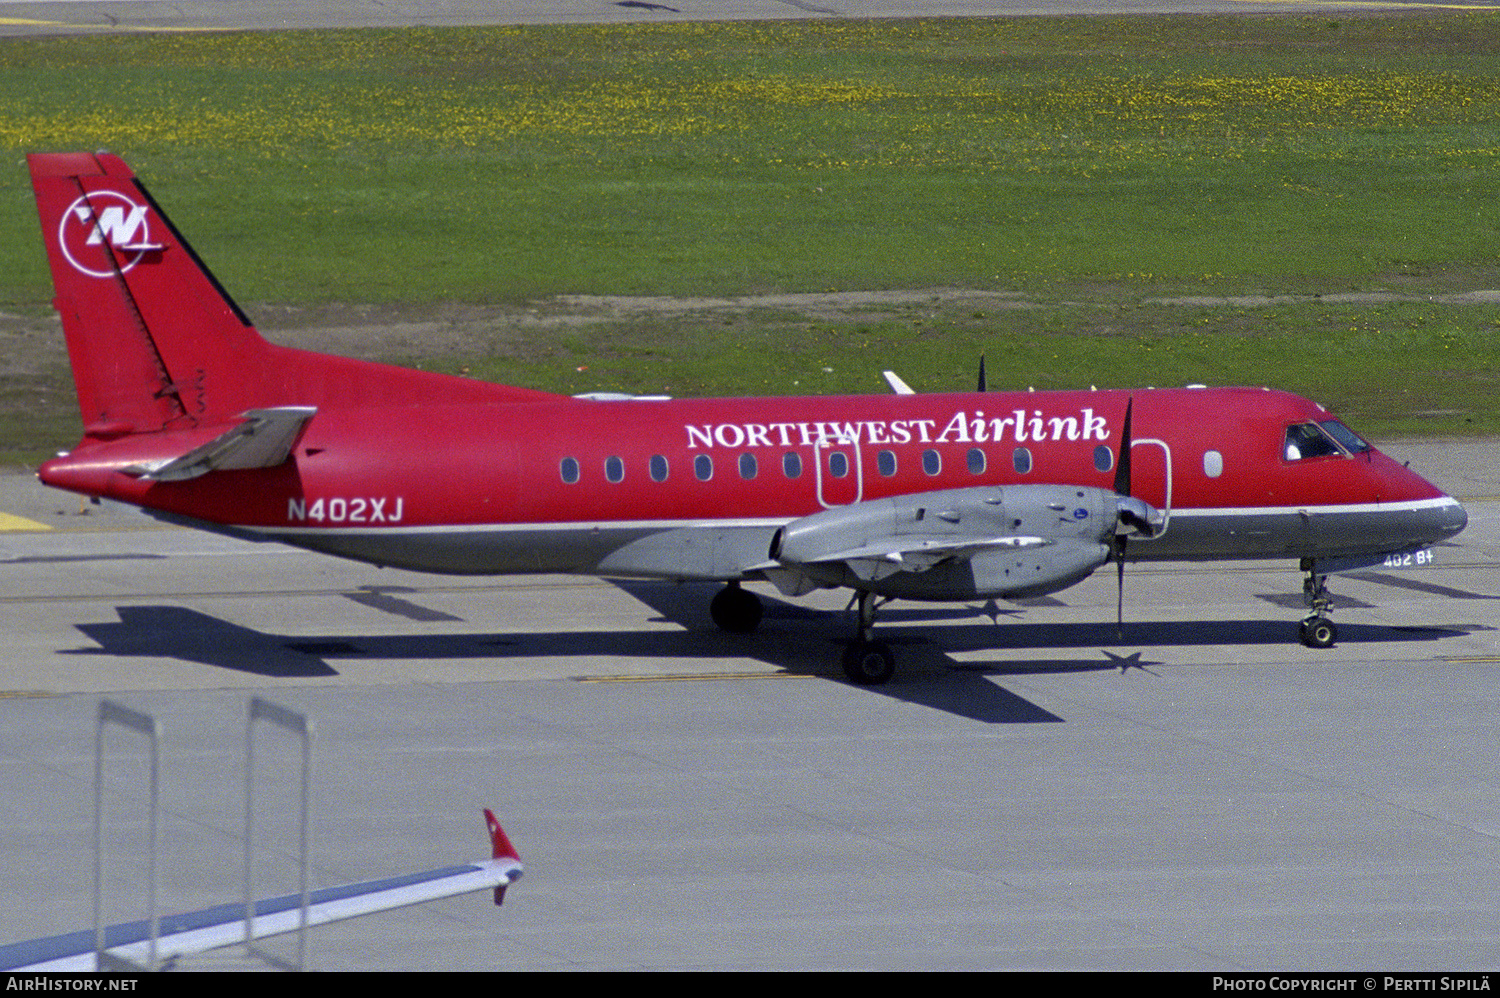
xmin=977 ymin=355 xmax=987 ymax=393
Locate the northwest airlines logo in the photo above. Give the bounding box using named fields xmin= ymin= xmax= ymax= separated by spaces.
xmin=58 ymin=192 xmax=161 ymax=278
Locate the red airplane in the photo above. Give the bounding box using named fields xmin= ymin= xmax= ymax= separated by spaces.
xmin=26 ymin=152 xmax=1468 ymax=684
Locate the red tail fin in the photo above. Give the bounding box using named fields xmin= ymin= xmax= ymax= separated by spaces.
xmin=28 ymin=152 xmax=561 ymax=445
xmin=29 ymin=152 xmax=271 ymax=437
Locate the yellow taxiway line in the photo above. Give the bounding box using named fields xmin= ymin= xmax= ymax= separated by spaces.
xmin=0 ymin=512 xmax=52 ymax=532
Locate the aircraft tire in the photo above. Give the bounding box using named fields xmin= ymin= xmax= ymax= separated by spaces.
xmin=1301 ymin=617 xmax=1337 ymax=649
xmin=710 ymin=584 xmax=763 ymax=633
xmin=842 ymin=640 xmax=895 ymax=685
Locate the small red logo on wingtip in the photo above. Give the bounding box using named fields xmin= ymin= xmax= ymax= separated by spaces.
xmin=58 ymin=191 xmax=159 ymax=278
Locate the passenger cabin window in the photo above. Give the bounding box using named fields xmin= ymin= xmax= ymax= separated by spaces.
xmin=1093 ymin=445 xmax=1114 ymax=473
xmin=782 ymin=452 xmax=802 ymax=479
xmin=922 ymin=449 xmax=941 ymax=476
xmin=966 ymin=448 xmax=986 ymax=475
xmin=1284 ymin=423 xmax=1343 ymax=461
xmin=560 ymin=457 xmax=580 ymax=484
xmin=694 ymin=454 xmax=713 ymax=481
xmin=877 ymin=450 xmax=897 ymax=477
xmin=828 ymin=452 xmax=849 ymax=478
xmin=605 ymin=456 xmax=624 ymax=483
xmin=1012 ymin=447 xmax=1033 ymax=474
xmin=650 ymin=454 xmax=669 ymax=482
xmin=739 ymin=453 xmax=758 ymax=480
xmin=1203 ymin=450 xmax=1224 ymax=478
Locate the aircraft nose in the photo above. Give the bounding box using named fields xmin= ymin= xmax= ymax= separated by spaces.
xmin=1418 ymin=492 xmax=1469 ymax=546
xmin=1443 ymin=496 xmax=1469 ymax=539
xmin=1381 ymin=452 xmax=1468 ymax=544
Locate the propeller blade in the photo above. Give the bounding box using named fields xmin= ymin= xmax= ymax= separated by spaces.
xmin=1112 ymin=396 xmax=1134 ymax=497
xmin=1111 ymin=398 xmax=1134 ymax=640
xmin=977 ymin=355 xmax=987 ymax=393
xmin=1109 ymin=398 xmax=1158 ymax=537
xmin=1116 ymin=537 xmax=1126 ymax=639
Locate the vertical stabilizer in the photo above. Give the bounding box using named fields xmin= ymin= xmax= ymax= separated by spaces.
xmin=29 ymin=152 xmax=271 ymax=438
xmin=30 ymin=151 xmax=564 ymax=450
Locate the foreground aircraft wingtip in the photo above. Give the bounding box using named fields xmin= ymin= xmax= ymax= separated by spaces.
xmin=483 ymin=808 xmax=522 ymax=905
xmin=484 ymin=807 xmax=520 ymax=861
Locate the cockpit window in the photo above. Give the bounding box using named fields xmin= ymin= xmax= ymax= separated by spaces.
xmin=1318 ymin=420 xmax=1371 ymax=454
xmin=1284 ymin=422 xmax=1343 ymax=461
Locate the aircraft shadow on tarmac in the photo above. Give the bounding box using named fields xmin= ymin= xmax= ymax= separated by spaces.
xmin=57 ymin=579 xmax=1484 ymax=725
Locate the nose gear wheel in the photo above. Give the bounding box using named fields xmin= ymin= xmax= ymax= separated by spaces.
xmin=1299 ymin=559 xmax=1337 ymax=648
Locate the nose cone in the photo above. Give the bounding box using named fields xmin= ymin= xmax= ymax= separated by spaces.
xmin=1396 ymin=481 xmax=1467 ymax=549
xmin=1364 ymin=446 xmax=1468 ymax=545
xmin=1436 ymin=494 xmax=1468 ymax=541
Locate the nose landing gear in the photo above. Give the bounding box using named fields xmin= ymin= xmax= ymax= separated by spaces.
xmin=1300 ymin=560 xmax=1338 ymax=648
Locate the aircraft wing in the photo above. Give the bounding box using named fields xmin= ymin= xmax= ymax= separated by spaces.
xmin=757 ymin=484 xmax=1136 ymax=600
xmin=122 ymin=406 xmax=317 ymax=482
xmin=0 ymin=810 xmax=521 ymax=972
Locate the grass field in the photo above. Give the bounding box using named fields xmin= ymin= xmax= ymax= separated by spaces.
xmin=1 ymin=14 xmax=1498 ymax=463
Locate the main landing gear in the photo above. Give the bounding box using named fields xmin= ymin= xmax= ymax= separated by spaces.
xmin=708 ymin=584 xmax=897 ymax=686
xmin=841 ymin=591 xmax=895 ymax=686
xmin=709 ymin=581 xmax=763 ymax=634
xmin=1299 ymin=559 xmax=1338 ymax=649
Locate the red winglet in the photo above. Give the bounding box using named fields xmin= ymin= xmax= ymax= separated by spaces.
xmin=484 ymin=809 xmax=520 ymax=905
xmin=484 ymin=808 xmax=519 ymax=861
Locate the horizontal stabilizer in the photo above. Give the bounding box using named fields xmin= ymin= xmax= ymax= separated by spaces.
xmin=123 ymin=406 xmax=316 ymax=481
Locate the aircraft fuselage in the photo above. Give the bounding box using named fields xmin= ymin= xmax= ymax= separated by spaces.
xmin=40 ymin=386 xmax=1466 ymax=582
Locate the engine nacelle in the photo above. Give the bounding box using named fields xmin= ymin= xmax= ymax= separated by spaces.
xmin=766 ymin=485 xmax=1129 ymax=601
xmin=871 ymin=538 xmax=1112 ymax=601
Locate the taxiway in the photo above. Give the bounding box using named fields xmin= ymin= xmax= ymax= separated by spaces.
xmin=0 ymin=0 xmax=1483 ymax=38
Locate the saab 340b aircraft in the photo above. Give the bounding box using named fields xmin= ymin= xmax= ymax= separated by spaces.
xmin=26 ymin=152 xmax=1469 ymax=684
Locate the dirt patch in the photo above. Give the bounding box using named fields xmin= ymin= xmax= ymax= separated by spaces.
xmin=242 ymin=288 xmax=1042 ymax=358
xmin=7 ymin=281 xmax=1500 ymax=378
xmin=1149 ymin=290 xmax=1500 ymax=309
xmin=9 ymin=282 xmax=1500 ymax=370
xmin=554 ymin=287 xmax=1038 ymax=318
